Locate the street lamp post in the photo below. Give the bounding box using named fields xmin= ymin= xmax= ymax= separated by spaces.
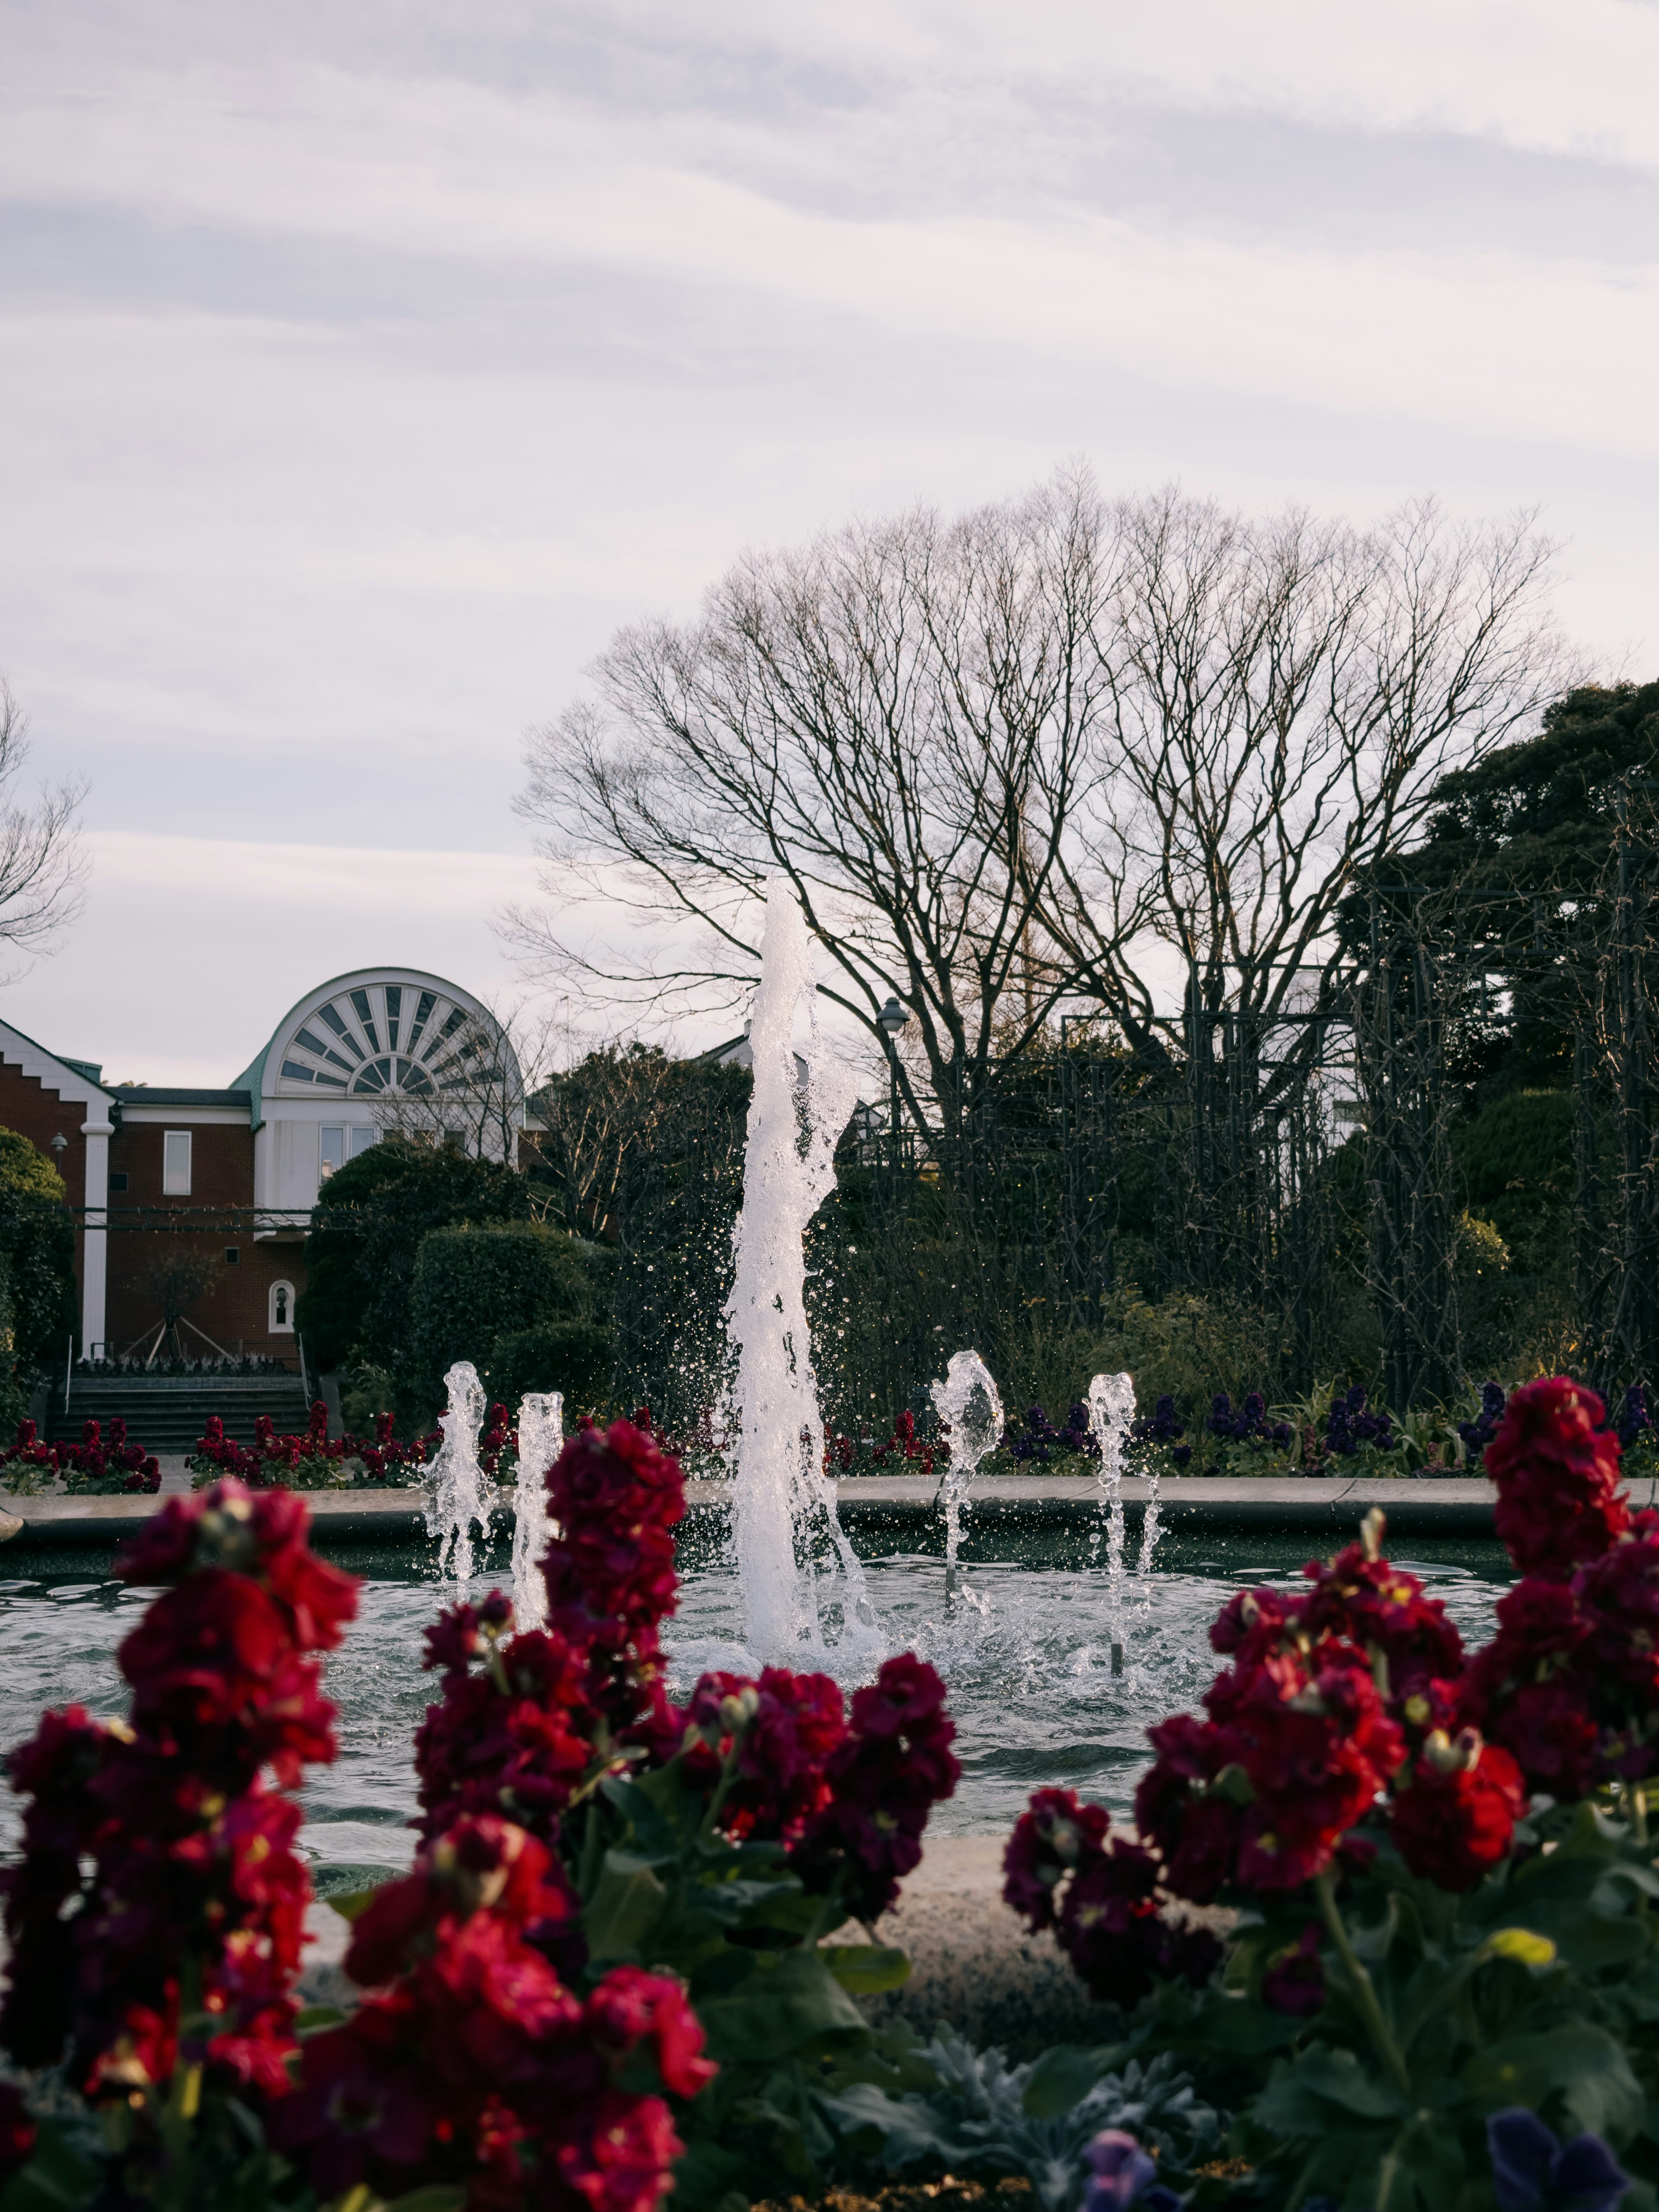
xmin=877 ymin=997 xmax=909 ymax=1193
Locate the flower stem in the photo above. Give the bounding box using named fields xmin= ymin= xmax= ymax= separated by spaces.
xmin=1315 ymin=1869 xmax=1410 ymax=2098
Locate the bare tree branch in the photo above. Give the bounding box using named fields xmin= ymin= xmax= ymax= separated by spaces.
xmin=0 ymin=681 xmax=88 ymax=979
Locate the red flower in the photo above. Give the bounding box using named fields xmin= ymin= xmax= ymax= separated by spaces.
xmin=1004 ymin=1784 xmax=1220 ymax=2004
xmin=1486 ymin=1377 xmax=1629 ymax=1578
xmin=584 ymin=1966 xmax=716 ymax=2101
xmin=1002 ymin=1787 xmax=1111 ymax=1932
xmin=1134 ymin=1715 xmax=1241 ymax=1906
xmin=676 ymin=1667 xmax=847 ymax=1844
xmin=3 ymin=1488 xmax=347 ymax=2104
xmin=1390 ymin=1733 xmax=1525 ymax=1890
xmin=790 ymin=1655 xmax=959 ymax=1919
xmin=1298 ymin=1545 xmax=1464 ymax=1704
xmin=280 ymin=1816 xmax=703 ymax=2212
xmin=557 ymin=2088 xmax=684 ymax=2212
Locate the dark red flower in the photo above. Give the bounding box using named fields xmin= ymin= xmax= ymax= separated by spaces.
xmin=584 ymin=1966 xmax=715 ymax=2100
xmin=1003 ymin=1787 xmax=1110 ymax=1932
xmin=1299 ymin=1545 xmax=1464 ymax=1704
xmin=675 ymin=1667 xmax=847 ymax=1845
xmin=1486 ymin=1378 xmax=1629 ymax=1578
xmin=1390 ymin=1734 xmax=1526 ymax=1890
xmin=790 ymin=1656 xmax=958 ymax=1919
xmin=1262 ymin=1923 xmax=1325 ymax=2016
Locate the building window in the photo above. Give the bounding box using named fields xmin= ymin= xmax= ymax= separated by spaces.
xmin=320 ymin=1126 xmax=345 ymax=1180
xmin=350 ymin=1125 xmax=377 ymax=1158
xmin=162 ymin=1131 xmax=192 ymax=1195
xmin=108 ymin=1172 xmax=128 ymax=1192
xmin=270 ymin=1280 xmax=295 ymax=1332
xmin=225 ymin=1246 xmax=240 ymax=1265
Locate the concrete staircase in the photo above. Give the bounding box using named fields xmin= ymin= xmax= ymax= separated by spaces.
xmin=50 ymin=1373 xmax=315 ymax=1456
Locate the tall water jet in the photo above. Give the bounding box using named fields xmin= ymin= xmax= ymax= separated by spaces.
xmin=1135 ymin=1456 xmax=1163 ymax=1610
xmin=930 ymin=1349 xmax=1004 ymax=1593
xmin=1087 ymin=1370 xmax=1135 ymax=1672
xmin=727 ymin=880 xmax=869 ymax=1656
xmin=426 ymin=1360 xmax=488 ymax=1581
xmin=511 ymin=1391 xmax=563 ymax=1630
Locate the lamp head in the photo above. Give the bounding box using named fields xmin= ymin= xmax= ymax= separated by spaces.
xmin=877 ymin=997 xmax=909 ymax=1037
xmin=49 ymin=1133 xmax=67 ymax=1154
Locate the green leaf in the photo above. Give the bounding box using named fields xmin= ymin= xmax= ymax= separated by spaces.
xmin=696 ymin=1945 xmax=868 ymax=2061
xmin=0 ymin=2119 xmax=104 ymax=2212
xmin=1463 ymin=2024 xmax=1644 ymax=2144
xmin=820 ymin=1944 xmax=911 ymax=1995
xmin=583 ymin=1853 xmax=669 ymax=1962
xmin=1373 ymin=2109 xmax=1466 ymax=2212
xmin=383 ymin=2190 xmax=469 ymax=2212
xmin=664 ymin=2140 xmax=747 ymax=2212
xmin=1497 ymin=1901 xmax=1645 ymax=1974
xmin=295 ymin=2004 xmax=349 ymax=2032
xmin=327 ymin=1885 xmax=389 ymax=1923
xmin=1020 ymin=2044 xmax=1121 ymax=2119
xmin=1255 ymin=2047 xmax=1411 ymax=2134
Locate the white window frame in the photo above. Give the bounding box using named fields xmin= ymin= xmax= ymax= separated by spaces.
xmin=270 ymin=1279 xmax=296 ymax=1333
xmin=162 ymin=1130 xmax=192 ymax=1196
xmin=319 ymin=1125 xmax=346 ymax=1181
xmin=349 ymin=1125 xmax=377 ymax=1159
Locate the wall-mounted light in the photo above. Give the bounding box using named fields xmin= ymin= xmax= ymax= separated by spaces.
xmin=49 ymin=1133 xmax=67 ymax=1154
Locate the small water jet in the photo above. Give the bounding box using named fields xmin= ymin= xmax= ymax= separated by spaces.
xmin=510 ymin=1391 xmax=564 ymax=1630
xmin=727 ymin=880 xmax=871 ymax=1657
xmin=930 ymin=1349 xmax=1004 ymax=1595
xmin=1087 ymin=1370 xmax=1135 ymax=1673
xmin=425 ymin=1360 xmax=488 ymax=1581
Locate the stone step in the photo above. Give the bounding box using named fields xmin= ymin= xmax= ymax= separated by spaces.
xmin=50 ymin=1376 xmax=315 ymax=1452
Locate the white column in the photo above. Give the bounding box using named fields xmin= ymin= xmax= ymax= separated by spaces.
xmin=80 ymin=1118 xmax=113 ymax=1357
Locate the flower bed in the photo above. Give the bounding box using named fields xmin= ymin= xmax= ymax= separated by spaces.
xmin=0 ymin=1415 xmax=160 ymax=1496
xmin=8 ymin=1385 xmax=1659 ymax=2212
xmin=0 ymin=1420 xmax=965 ymax=2212
xmin=188 ymin=1400 xmax=438 ymax=1490
xmin=990 ymin=1375 xmax=1659 ymax=2209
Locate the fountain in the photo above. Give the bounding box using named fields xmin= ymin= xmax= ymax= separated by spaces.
xmin=930 ymin=1349 xmax=1004 ymax=1593
xmin=1087 ymin=1370 xmax=1135 ymax=1674
xmin=726 ymin=880 xmax=871 ymax=1657
xmin=425 ymin=1360 xmax=488 ymax=1581
xmin=510 ymin=1391 xmax=563 ymax=1630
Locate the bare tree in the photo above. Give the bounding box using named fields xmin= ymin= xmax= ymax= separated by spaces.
xmin=1047 ymin=493 xmax=1570 ymax=1059
xmin=134 ymin=1248 xmax=224 ymax=1365
xmin=369 ymin=994 xmax=537 ymax=1166
xmin=508 ymin=469 xmax=1143 ymax=1149
xmin=0 ymin=682 xmax=87 ymax=974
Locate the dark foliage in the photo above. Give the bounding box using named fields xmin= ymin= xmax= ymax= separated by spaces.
xmin=295 ymin=1135 xmax=529 ymax=1372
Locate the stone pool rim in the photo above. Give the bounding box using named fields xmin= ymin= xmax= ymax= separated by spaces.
xmin=0 ymin=1469 xmax=1571 ymax=1545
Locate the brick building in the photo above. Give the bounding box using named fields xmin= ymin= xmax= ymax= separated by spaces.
xmin=0 ymin=967 xmax=518 ymax=1371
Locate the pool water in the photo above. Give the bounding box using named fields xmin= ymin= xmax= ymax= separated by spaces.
xmin=0 ymin=1518 xmax=1514 ymax=1896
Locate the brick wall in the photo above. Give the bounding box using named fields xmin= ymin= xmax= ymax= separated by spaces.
xmin=105 ymin=1119 xmax=306 ymax=1363
xmin=0 ymin=1054 xmax=94 ymax=1358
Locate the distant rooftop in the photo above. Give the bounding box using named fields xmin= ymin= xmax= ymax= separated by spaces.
xmin=111 ymin=1087 xmax=253 ymax=1110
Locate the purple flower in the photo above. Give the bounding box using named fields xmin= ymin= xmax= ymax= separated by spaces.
xmin=1487 ymin=2110 xmax=1628 ymax=2212
xmin=1083 ymin=2129 xmax=1179 ymax=2212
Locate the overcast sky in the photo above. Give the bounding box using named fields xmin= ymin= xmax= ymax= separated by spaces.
xmin=2 ymin=0 xmax=1657 ymax=1083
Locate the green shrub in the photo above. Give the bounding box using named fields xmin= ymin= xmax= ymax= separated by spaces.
xmin=407 ymin=1220 xmax=613 ymax=1412
xmin=0 ymin=1125 xmax=76 ymax=1412
xmin=488 ymin=1320 xmax=613 ymax=1411
xmin=297 ymin=1136 xmax=529 ymax=1372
